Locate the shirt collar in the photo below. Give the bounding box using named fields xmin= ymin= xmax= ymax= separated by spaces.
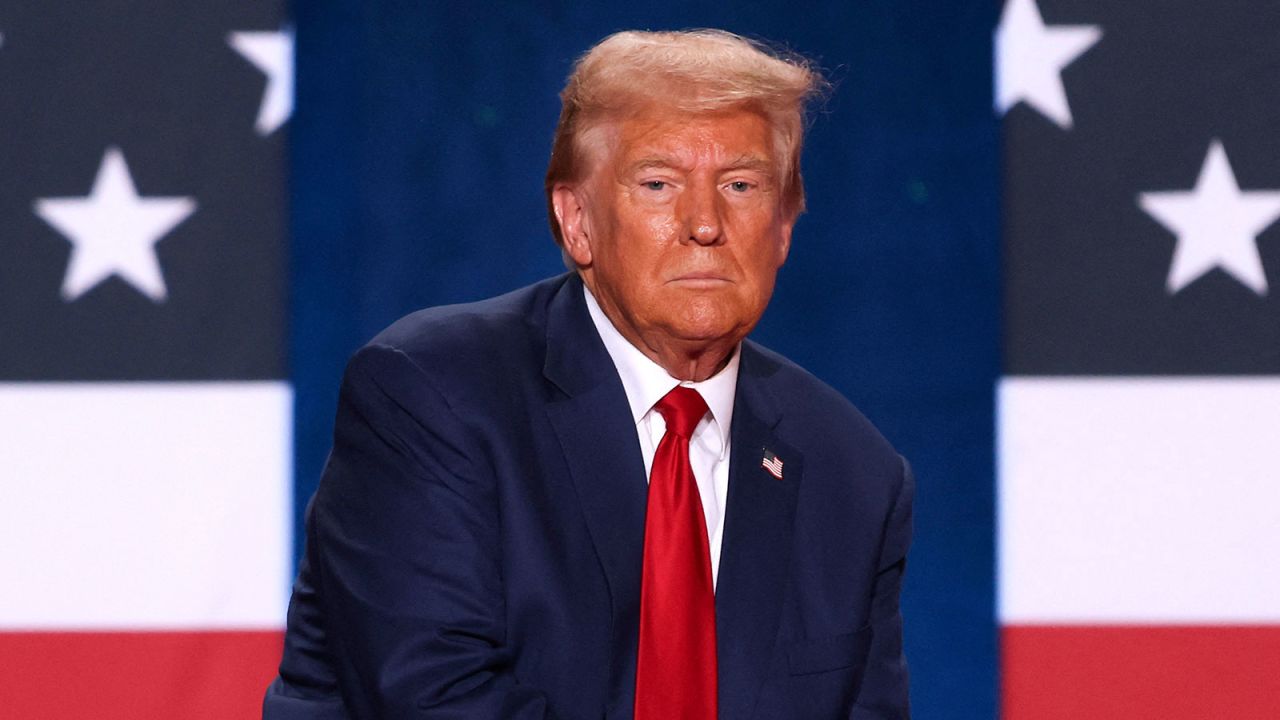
xmin=584 ymin=284 xmax=738 ymax=457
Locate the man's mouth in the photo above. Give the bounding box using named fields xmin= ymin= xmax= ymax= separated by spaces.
xmin=669 ymin=272 xmax=730 ymax=286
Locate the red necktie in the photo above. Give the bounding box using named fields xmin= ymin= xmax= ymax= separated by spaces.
xmin=634 ymin=386 xmax=717 ymax=720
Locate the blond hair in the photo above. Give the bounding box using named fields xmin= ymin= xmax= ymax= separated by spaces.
xmin=544 ymin=29 xmax=826 ymax=247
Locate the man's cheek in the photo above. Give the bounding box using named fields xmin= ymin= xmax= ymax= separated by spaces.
xmin=640 ymin=214 xmax=680 ymax=244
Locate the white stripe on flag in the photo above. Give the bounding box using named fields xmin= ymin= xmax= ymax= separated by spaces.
xmin=999 ymin=376 xmax=1280 ymax=624
xmin=0 ymin=382 xmax=291 ymax=629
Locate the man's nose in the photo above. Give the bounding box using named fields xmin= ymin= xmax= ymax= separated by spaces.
xmin=681 ymin=180 xmax=724 ymax=246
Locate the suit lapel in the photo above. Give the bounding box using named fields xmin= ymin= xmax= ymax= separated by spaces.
xmin=541 ymin=275 xmax=648 ymax=717
xmin=715 ymin=343 xmax=802 ymax=720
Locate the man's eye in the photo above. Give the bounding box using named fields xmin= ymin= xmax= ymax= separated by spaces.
xmin=728 ymin=181 xmax=752 ymax=192
xmin=644 ymin=181 xmax=667 ymax=191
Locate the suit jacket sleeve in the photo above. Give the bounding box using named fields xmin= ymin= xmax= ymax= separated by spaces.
xmin=264 ymin=343 xmax=556 ymax=719
xmin=851 ymin=456 xmax=914 ymax=719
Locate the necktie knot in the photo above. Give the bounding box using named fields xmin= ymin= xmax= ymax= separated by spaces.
xmin=654 ymin=386 xmax=709 ymax=439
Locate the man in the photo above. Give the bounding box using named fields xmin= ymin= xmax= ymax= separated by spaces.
xmin=265 ymin=29 xmax=912 ymax=720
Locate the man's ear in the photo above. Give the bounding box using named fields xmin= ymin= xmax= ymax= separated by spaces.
xmin=776 ymin=216 xmax=794 ymax=267
xmin=552 ymin=184 xmax=593 ymax=267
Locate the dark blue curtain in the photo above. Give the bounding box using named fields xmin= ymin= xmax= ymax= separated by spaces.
xmin=292 ymin=4 xmax=1000 ymax=717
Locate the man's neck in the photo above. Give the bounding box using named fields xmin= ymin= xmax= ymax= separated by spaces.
xmin=582 ymin=282 xmax=740 ymax=436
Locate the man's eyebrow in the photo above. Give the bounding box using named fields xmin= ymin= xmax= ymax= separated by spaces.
xmin=723 ymin=155 xmax=776 ymax=173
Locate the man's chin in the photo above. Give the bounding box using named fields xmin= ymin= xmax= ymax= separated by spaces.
xmin=663 ymin=320 xmax=751 ymax=351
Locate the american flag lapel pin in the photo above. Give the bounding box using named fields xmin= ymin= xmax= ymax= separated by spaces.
xmin=760 ymin=448 xmax=784 ymax=480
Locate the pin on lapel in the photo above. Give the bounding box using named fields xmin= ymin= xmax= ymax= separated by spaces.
xmin=760 ymin=448 xmax=784 ymax=480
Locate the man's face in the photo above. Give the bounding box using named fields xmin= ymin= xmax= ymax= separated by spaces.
xmin=557 ymin=108 xmax=794 ymax=366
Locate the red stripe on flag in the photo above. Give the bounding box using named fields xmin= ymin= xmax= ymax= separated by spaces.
xmin=0 ymin=630 xmax=283 ymax=720
xmin=1003 ymin=625 xmax=1280 ymax=719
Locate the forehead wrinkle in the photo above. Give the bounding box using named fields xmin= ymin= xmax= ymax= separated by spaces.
xmin=608 ymin=111 xmax=779 ymax=181
xmin=626 ymin=155 xmax=686 ymax=173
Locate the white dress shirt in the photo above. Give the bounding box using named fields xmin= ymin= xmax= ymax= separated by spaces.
xmin=584 ymin=286 xmax=738 ymax=590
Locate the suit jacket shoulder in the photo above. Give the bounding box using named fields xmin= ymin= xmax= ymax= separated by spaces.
xmin=741 ymin=338 xmax=902 ymax=479
xmin=365 ymin=274 xmax=564 ymax=368
xmin=346 ymin=274 xmax=577 ymax=418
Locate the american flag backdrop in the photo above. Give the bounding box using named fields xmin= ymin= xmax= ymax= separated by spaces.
xmin=997 ymin=0 xmax=1280 ymax=716
xmin=20 ymin=1 xmax=1280 ymax=718
xmin=0 ymin=5 xmax=292 ymax=717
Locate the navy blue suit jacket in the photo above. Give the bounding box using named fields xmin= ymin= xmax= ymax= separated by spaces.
xmin=265 ymin=273 xmax=912 ymax=719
